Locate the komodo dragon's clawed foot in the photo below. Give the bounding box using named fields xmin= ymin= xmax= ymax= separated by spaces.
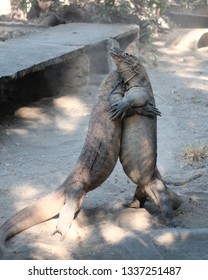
xmin=142 ymin=179 xmax=181 ymax=227
xmin=52 ymin=202 xmax=76 ymax=240
xmin=124 ymin=188 xmax=147 ymax=208
xmin=123 ymin=200 xmax=143 ymax=209
xmin=53 ymin=184 xmax=86 ymax=239
xmin=166 ymin=187 xmax=182 ymax=210
xmin=164 ymin=216 xmax=179 ymax=228
xmin=109 ymin=102 xmax=128 ymax=120
xmin=137 ymin=103 xmax=161 ymax=117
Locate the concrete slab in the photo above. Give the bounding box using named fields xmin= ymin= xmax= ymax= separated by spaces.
xmin=0 ymin=23 xmax=139 ymax=79
xmin=169 ymin=12 xmax=208 ymax=28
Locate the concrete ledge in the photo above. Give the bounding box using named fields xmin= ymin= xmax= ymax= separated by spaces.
xmin=169 ymin=12 xmax=208 ymax=28
xmin=0 ymin=23 xmax=139 ymax=116
xmin=0 ymin=23 xmax=139 ymax=80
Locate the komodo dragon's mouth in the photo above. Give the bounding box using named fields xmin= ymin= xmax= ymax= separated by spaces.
xmin=109 ymin=47 xmax=134 ymax=63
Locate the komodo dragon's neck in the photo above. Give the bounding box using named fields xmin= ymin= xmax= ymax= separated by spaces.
xmin=117 ymin=60 xmax=149 ymax=89
xmin=121 ymin=70 xmax=151 ymax=92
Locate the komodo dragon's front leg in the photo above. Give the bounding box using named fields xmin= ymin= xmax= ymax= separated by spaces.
xmin=109 ymin=83 xmax=161 ymax=120
xmin=110 ymin=86 xmax=161 ymax=120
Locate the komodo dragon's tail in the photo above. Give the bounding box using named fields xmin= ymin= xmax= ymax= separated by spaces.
xmin=0 ymin=185 xmax=65 ymax=250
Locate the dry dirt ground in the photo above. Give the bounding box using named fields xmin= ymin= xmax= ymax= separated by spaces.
xmin=0 ymin=29 xmax=208 ymax=260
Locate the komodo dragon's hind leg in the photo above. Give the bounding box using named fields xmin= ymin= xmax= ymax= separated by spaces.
xmin=156 ymin=169 xmax=182 ymax=210
xmin=53 ymin=183 xmax=86 ymax=239
xmin=124 ymin=186 xmax=147 ymax=208
xmin=124 ymin=184 xmax=181 ymax=211
xmin=144 ymin=177 xmax=178 ymax=227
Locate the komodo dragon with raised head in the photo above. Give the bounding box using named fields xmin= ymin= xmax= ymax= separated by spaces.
xmin=109 ymin=47 xmax=182 ymax=227
xmin=0 ymin=70 xmax=159 ymax=255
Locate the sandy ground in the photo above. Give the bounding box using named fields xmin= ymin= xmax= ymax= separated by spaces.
xmin=0 ymin=29 xmax=208 ymax=260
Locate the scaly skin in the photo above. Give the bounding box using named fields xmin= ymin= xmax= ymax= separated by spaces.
xmin=0 ymin=70 xmax=158 ymax=256
xmin=109 ymin=47 xmax=182 ymax=227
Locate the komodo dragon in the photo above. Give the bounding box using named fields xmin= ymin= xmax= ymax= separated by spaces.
xmin=0 ymin=70 xmax=159 ymax=254
xmin=109 ymin=47 xmax=182 ymax=227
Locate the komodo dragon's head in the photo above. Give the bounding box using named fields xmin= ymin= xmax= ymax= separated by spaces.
xmin=109 ymin=47 xmax=146 ymax=83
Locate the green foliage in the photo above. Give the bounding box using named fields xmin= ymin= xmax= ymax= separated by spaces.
xmin=12 ymin=0 xmax=36 ymax=13
xmin=96 ymin=0 xmax=133 ymax=23
xmin=143 ymin=0 xmax=168 ymax=26
xmin=95 ymin=0 xmax=169 ymax=42
xmin=11 ymin=0 xmax=171 ymax=43
xmin=145 ymin=0 xmax=167 ymax=15
xmin=135 ymin=0 xmax=168 ymax=44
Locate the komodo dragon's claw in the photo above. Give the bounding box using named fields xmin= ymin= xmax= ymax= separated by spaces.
xmin=52 ymin=229 xmax=66 ymax=240
xmin=109 ymin=107 xmax=127 ymax=120
xmin=52 ymin=202 xmax=75 ymax=240
xmin=109 ymin=100 xmax=131 ymax=120
xmin=145 ymin=103 xmax=161 ymax=117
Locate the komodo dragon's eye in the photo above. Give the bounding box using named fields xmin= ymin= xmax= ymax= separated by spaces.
xmin=125 ymin=52 xmax=133 ymax=57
